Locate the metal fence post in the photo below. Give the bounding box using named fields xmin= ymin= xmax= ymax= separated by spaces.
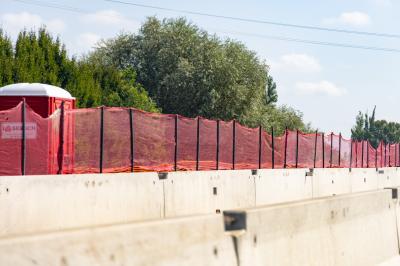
xmin=216 ymin=120 xmax=220 ymax=170
xmin=322 ymin=133 xmax=325 ymax=168
xmin=271 ymin=127 xmax=275 ymax=169
xmin=232 ymin=120 xmax=236 ymax=170
xmin=330 ymin=133 xmax=333 ymax=168
xmin=349 ymin=140 xmax=353 ymax=170
xmin=313 ymin=130 xmax=318 ymax=168
xmin=99 ymin=106 xmax=104 ymax=173
xmin=258 ymin=125 xmax=262 ymax=169
xmin=295 ymin=130 xmax=299 ymax=168
xmin=58 ymin=101 xmax=65 ymax=174
xmin=21 ymin=98 xmax=26 ymax=175
xmin=174 ymin=114 xmax=178 ymax=171
xmin=284 ymin=127 xmax=288 ymax=168
xmin=375 ymin=145 xmax=378 ymax=170
xmin=367 ymin=141 xmax=370 ymax=168
xmin=361 ymin=140 xmax=364 ymax=168
xmin=129 ymin=108 xmax=134 ymax=173
xmin=196 ymin=117 xmax=200 ymax=171
xmin=338 ymin=133 xmax=342 ymax=167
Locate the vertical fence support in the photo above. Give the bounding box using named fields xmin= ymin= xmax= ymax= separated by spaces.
xmin=367 ymin=142 xmax=370 ymax=168
xmin=216 ymin=120 xmax=220 ymax=170
xmin=375 ymin=145 xmax=378 ymax=170
xmin=196 ymin=117 xmax=200 ymax=171
xmin=384 ymin=143 xmax=387 ymax=167
xmin=174 ymin=114 xmax=178 ymax=171
xmin=99 ymin=106 xmax=104 ymax=173
xmin=129 ymin=108 xmax=134 ymax=173
xmin=330 ymin=133 xmax=333 ymax=168
xmin=398 ymin=144 xmax=400 ymax=167
xmin=313 ymin=130 xmax=318 ymax=168
xmin=349 ymin=140 xmax=353 ymax=170
xmin=338 ymin=133 xmax=342 ymax=167
xmin=232 ymin=120 xmax=236 ymax=170
xmin=21 ymin=98 xmax=26 ymax=176
xmin=322 ymin=133 xmax=325 ymax=168
xmin=389 ymin=144 xmax=391 ymax=167
xmin=271 ymin=127 xmax=275 ymax=169
xmin=361 ymin=140 xmax=364 ymax=168
xmin=284 ymin=127 xmax=288 ymax=168
xmin=295 ymin=130 xmax=299 ymax=168
xmin=258 ymin=125 xmax=262 ymax=169
xmin=58 ymin=101 xmax=65 ymax=174
xmin=355 ymin=141 xmax=358 ymax=168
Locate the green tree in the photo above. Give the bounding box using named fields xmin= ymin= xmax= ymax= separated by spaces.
xmin=92 ymin=17 xmax=306 ymax=130
xmin=0 ymin=29 xmax=14 ymax=87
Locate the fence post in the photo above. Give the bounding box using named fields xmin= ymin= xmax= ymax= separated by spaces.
xmin=349 ymin=140 xmax=353 ymax=170
xmin=389 ymin=144 xmax=391 ymax=167
xmin=271 ymin=127 xmax=275 ymax=169
xmin=196 ymin=117 xmax=200 ymax=171
xmin=284 ymin=127 xmax=288 ymax=168
xmin=375 ymin=144 xmax=378 ymax=170
xmin=295 ymin=130 xmax=299 ymax=168
xmin=367 ymin=141 xmax=370 ymax=168
xmin=58 ymin=101 xmax=65 ymax=174
xmin=329 ymin=133 xmax=333 ymax=168
xmin=99 ymin=106 xmax=104 ymax=173
xmin=216 ymin=120 xmax=220 ymax=170
xmin=361 ymin=140 xmax=364 ymax=168
xmin=174 ymin=114 xmax=178 ymax=171
xmin=258 ymin=125 xmax=262 ymax=169
xmin=21 ymin=98 xmax=26 ymax=175
xmin=129 ymin=108 xmax=134 ymax=173
xmin=384 ymin=143 xmax=387 ymax=167
xmin=338 ymin=133 xmax=342 ymax=167
xmin=322 ymin=133 xmax=325 ymax=168
xmin=313 ymin=130 xmax=318 ymax=168
xmin=232 ymin=120 xmax=236 ymax=170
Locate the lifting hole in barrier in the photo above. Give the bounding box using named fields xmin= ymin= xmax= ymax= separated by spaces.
xmin=213 ymin=187 xmax=217 ymax=195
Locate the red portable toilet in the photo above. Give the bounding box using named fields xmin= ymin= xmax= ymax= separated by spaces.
xmin=0 ymin=83 xmax=76 ymax=175
xmin=0 ymin=83 xmax=75 ymax=117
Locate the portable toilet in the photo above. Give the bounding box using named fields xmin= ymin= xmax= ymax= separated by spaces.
xmin=0 ymin=83 xmax=75 ymax=117
xmin=0 ymin=83 xmax=75 ymax=175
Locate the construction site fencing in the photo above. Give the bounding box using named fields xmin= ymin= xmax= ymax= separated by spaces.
xmin=0 ymin=101 xmax=399 ymax=175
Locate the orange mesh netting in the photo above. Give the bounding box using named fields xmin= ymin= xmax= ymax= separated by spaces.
xmin=1 ymin=101 xmax=399 ymax=175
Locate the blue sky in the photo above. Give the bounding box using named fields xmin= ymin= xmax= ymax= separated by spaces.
xmin=1 ymin=0 xmax=400 ymax=137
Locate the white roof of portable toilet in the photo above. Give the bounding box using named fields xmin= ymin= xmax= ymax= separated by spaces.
xmin=0 ymin=83 xmax=74 ymax=99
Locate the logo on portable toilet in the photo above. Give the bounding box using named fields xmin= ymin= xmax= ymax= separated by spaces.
xmin=1 ymin=122 xmax=37 ymax=139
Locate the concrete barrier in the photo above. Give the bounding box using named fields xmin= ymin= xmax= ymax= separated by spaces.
xmin=312 ymin=168 xmax=351 ymax=197
xmin=378 ymin=168 xmax=400 ymax=189
xmin=0 ymin=215 xmax=236 ymax=266
xmin=0 ymin=172 xmax=163 ymax=238
xmin=349 ymin=168 xmax=378 ymax=193
xmin=236 ymin=190 xmax=398 ymax=266
xmin=255 ymin=169 xmax=312 ymax=205
xmin=164 ymin=170 xmax=255 ymax=217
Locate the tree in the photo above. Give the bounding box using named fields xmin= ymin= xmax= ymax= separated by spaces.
xmin=0 ymin=29 xmax=13 ymax=87
xmin=92 ymin=17 xmax=307 ymax=130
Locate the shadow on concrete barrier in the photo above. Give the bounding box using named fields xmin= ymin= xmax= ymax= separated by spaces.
xmin=1 ymin=190 xmax=400 ymax=265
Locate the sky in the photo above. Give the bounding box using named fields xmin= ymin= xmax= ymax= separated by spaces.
xmin=1 ymin=0 xmax=400 ymax=137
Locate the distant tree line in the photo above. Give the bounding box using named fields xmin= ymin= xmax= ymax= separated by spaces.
xmin=0 ymin=17 xmax=312 ymax=134
xmin=351 ymin=106 xmax=400 ymax=148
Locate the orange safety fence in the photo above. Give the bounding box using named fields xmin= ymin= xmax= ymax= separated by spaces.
xmin=1 ymin=101 xmax=400 ymax=176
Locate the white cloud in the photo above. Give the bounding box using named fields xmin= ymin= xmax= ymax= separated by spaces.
xmin=272 ymin=53 xmax=322 ymax=73
xmin=323 ymin=11 xmax=371 ymax=27
xmin=295 ymin=81 xmax=347 ymax=97
xmin=81 ymin=9 xmax=139 ymax=30
xmin=77 ymin=33 xmax=101 ymax=52
xmin=0 ymin=12 xmax=66 ymax=38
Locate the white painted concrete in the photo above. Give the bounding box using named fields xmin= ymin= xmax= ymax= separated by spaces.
xmin=0 ymin=215 xmax=236 ymax=266
xmin=312 ymin=168 xmax=351 ymax=197
xmin=255 ymin=169 xmax=312 ymax=205
xmin=0 ymin=172 xmax=163 ymax=238
xmin=237 ymin=190 xmax=398 ymax=266
xmin=349 ymin=168 xmax=378 ymax=193
xmin=378 ymin=168 xmax=400 ymax=189
xmin=164 ymin=170 xmax=255 ymax=217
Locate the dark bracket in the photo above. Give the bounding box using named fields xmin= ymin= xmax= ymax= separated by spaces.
xmin=223 ymin=211 xmax=247 ymax=231
xmin=158 ymin=172 xmax=168 ymax=180
xmin=251 ymin=169 xmax=258 ymax=175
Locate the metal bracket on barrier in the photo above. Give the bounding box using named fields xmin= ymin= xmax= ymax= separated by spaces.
xmin=158 ymin=172 xmax=168 ymax=180
xmin=223 ymin=211 xmax=246 ymax=232
xmin=385 ymin=188 xmax=398 ymax=199
xmin=306 ymin=168 xmax=314 ymax=176
xmin=251 ymin=169 xmax=258 ymax=175
xmin=378 ymin=169 xmax=385 ymax=174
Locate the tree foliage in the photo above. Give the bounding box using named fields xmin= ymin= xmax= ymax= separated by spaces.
xmin=0 ymin=28 xmax=159 ymax=112
xmin=92 ymin=17 xmax=308 ymax=131
xmin=351 ymin=106 xmax=400 ymax=147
